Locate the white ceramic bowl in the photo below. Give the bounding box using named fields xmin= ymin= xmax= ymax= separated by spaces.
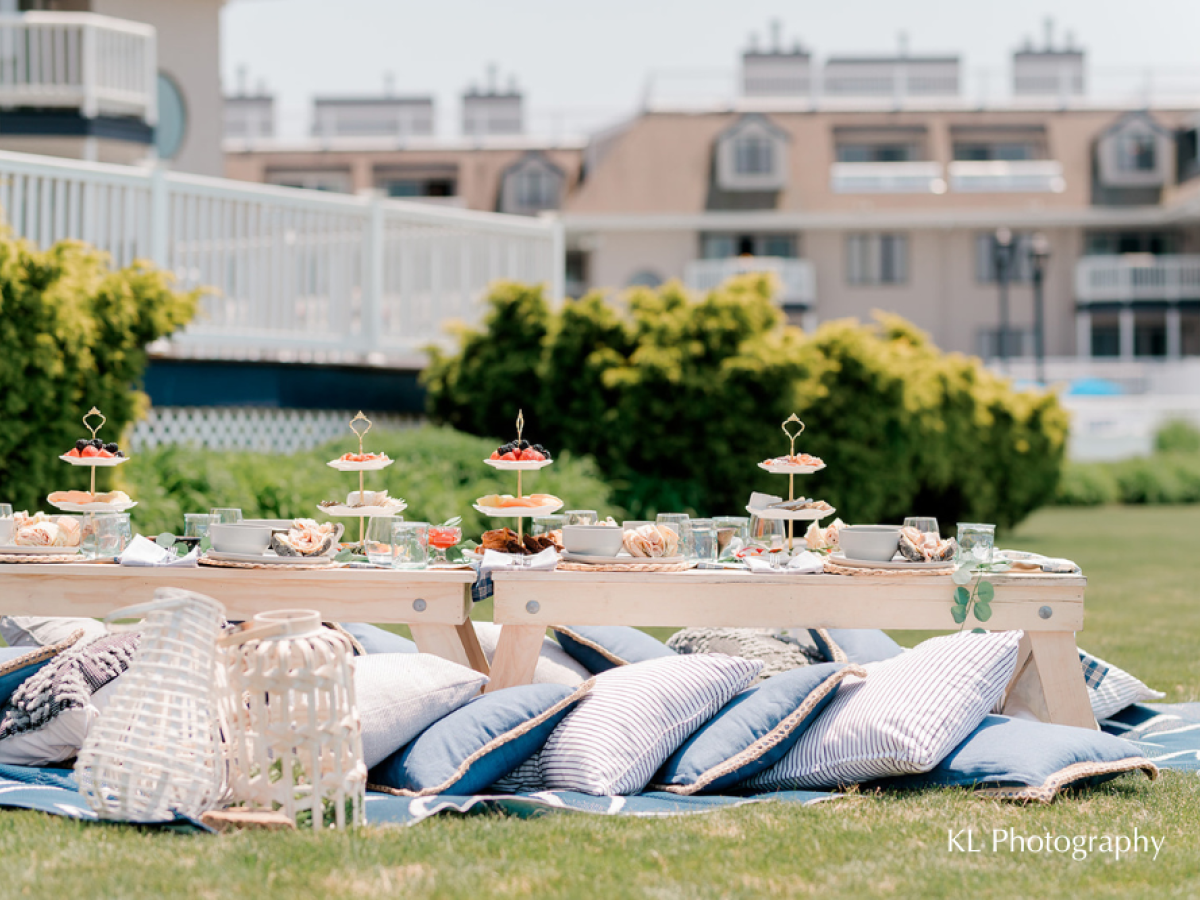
xmin=839 ymin=525 xmax=902 ymax=562
xmin=209 ymin=523 xmax=272 ymax=555
xmin=562 ymin=524 xmax=624 ymax=557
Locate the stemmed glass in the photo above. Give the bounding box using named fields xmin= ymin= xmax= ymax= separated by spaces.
xmin=427 ymin=519 xmax=463 ymax=566
xmin=903 ymin=516 xmax=940 ymax=536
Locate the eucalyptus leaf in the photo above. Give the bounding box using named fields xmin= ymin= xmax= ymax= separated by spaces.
xmin=951 ymin=605 xmax=967 ymax=625
xmin=954 ymin=586 xmax=970 ymax=607
xmin=951 ymin=566 xmax=975 ymax=586
xmin=977 ymin=580 xmax=995 ymax=603
xmin=971 ymin=627 xmax=988 ymax=634
xmin=974 ymin=601 xmax=992 ymax=622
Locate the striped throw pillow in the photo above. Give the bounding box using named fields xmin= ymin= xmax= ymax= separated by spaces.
xmin=743 ymin=631 xmax=1022 ymax=791
xmin=1081 ymin=649 xmax=1164 ymax=719
xmin=540 ymin=654 xmax=763 ymax=796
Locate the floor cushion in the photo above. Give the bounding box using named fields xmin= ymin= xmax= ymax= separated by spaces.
xmin=0 ymin=631 xmax=84 ymax=706
xmin=474 ymin=623 xmax=589 ymax=686
xmin=743 ymin=630 xmax=1022 ymax=790
xmin=0 ymin=616 xmax=105 ymax=649
xmin=666 ymin=628 xmax=821 ymax=682
xmin=334 ymin=622 xmax=418 ymax=655
xmin=653 ymin=662 xmax=864 ymax=794
xmin=808 ymin=628 xmax=905 ymax=664
xmin=551 ymin=626 xmax=677 ymax=674
xmin=540 ymin=653 xmax=762 ymax=795
xmin=873 ymin=714 xmax=1158 ymax=802
xmin=355 ymin=653 xmax=488 ymax=769
xmin=1080 ymin=649 xmax=1165 ymax=719
xmin=369 ymin=681 xmax=591 ymax=796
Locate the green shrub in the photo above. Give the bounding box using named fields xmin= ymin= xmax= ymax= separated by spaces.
xmin=1112 ymin=456 xmax=1185 ymax=505
xmin=1155 ymin=419 xmax=1200 ymax=455
xmin=0 ymin=236 xmax=198 ymax=512
xmin=118 ymin=426 xmax=617 ymax=539
xmin=1055 ymin=463 xmax=1120 ymax=506
xmin=424 ymin=277 xmax=1068 ymax=528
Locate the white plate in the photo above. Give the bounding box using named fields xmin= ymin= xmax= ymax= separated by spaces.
xmin=483 ymin=459 xmax=554 ymax=471
xmin=474 ymin=501 xmax=564 ymax=518
xmin=326 ymin=457 xmax=393 ymax=472
xmin=58 ymin=454 xmax=130 ymax=467
xmin=48 ymin=499 xmax=138 ymax=513
xmin=758 ymin=462 xmax=825 ymax=475
xmin=833 ymin=555 xmax=954 ymax=570
xmin=562 ymin=551 xmax=685 ymax=566
xmin=745 ymin=505 xmax=834 ymax=521
xmin=206 ymin=549 xmax=333 ymax=566
xmin=0 ymin=544 xmax=81 ymax=556
xmin=317 ymin=503 xmax=407 ymax=517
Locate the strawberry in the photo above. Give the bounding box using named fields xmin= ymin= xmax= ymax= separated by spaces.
xmin=98 ymin=449 xmax=115 ymax=458
xmin=500 ymin=451 xmax=518 ymax=461
xmin=66 ymin=448 xmax=80 ymax=458
xmin=81 ymin=445 xmax=100 ymax=458
xmin=489 ymin=451 xmax=500 ymax=460
xmin=518 ymin=449 xmax=536 ymax=461
xmin=529 ymin=450 xmax=545 ymax=461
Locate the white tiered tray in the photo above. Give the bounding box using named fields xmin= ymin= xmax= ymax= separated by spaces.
xmin=473 ymin=501 xmax=564 ymax=518
xmin=758 ymin=461 xmax=825 ymax=475
xmin=745 ymin=505 xmax=834 ymax=522
xmin=48 ymin=499 xmax=138 ymax=513
xmin=58 ymin=455 xmax=130 ymax=468
xmin=483 ymin=459 xmax=554 ymax=471
xmin=326 ymin=458 xmax=393 ymax=472
xmin=317 ymin=503 xmax=407 ymax=518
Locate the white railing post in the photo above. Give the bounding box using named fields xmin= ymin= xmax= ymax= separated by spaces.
xmin=148 ymin=161 xmax=168 ymax=268
xmin=546 ymin=212 xmax=565 ymax=302
xmin=362 ymin=191 xmax=384 ymax=354
xmin=143 ymin=26 xmax=156 ymax=126
xmin=80 ymin=18 xmax=97 ymax=118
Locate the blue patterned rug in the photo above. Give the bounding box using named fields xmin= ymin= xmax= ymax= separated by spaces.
xmin=1101 ymin=702 xmax=1200 ymax=772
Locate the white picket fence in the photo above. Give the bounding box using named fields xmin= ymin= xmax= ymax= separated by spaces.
xmin=129 ymin=407 xmax=421 ymax=455
xmin=0 ymin=149 xmax=563 ymax=363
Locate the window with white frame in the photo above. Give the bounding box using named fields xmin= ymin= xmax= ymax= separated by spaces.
xmin=734 ymin=133 xmax=775 ymax=176
xmin=514 ymin=166 xmax=558 ymax=208
xmin=1116 ymin=133 xmax=1158 ymax=173
xmin=716 ymin=115 xmax=787 ymax=191
xmin=846 ymin=233 xmax=908 ymax=285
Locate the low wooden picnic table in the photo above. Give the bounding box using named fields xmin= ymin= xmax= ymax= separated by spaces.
xmin=485 ymin=568 xmax=1096 ymax=729
xmin=0 ymin=562 xmax=490 ymax=675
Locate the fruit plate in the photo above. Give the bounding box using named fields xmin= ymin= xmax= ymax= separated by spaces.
xmin=483 ymin=459 xmax=554 ymax=471
xmin=745 ymin=505 xmax=834 ymax=521
xmin=833 ymin=555 xmax=954 ymax=571
xmin=48 ymin=499 xmax=138 ymax=513
xmin=206 ymin=550 xmax=333 ymax=566
xmin=473 ymin=501 xmax=564 ymax=518
xmin=0 ymin=544 xmax=81 ymax=556
xmin=317 ymin=503 xmax=406 ymax=517
xmin=326 ymin=458 xmax=393 ymax=472
xmin=562 ymin=551 xmax=685 ymax=566
xmin=58 ymin=455 xmax=129 ymax=467
xmin=758 ymin=462 xmax=825 ymax=475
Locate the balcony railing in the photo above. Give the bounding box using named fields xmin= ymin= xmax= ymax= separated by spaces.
xmin=1076 ymin=255 xmax=1200 ymax=303
xmin=684 ymin=257 xmax=816 ymax=307
xmin=830 ymin=161 xmax=946 ymax=194
xmin=947 ymin=160 xmax=1066 ymax=193
xmin=0 ymin=149 xmax=562 ymax=363
xmin=0 ymin=12 xmax=156 ymax=123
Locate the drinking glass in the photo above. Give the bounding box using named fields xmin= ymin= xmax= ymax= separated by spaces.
xmin=427 ymin=523 xmax=462 ymax=565
xmin=655 ymin=513 xmax=692 ymax=558
xmin=564 ymin=510 xmax=598 ymax=526
xmin=392 ymin=521 xmax=429 ymax=570
xmin=713 ymin=515 xmax=750 ymax=559
xmin=530 ymin=514 xmax=566 ymax=537
xmin=904 ymin=516 xmax=940 ymax=537
xmin=81 ymin=513 xmax=124 ymax=560
xmin=0 ymin=504 xmax=12 ymax=519
xmin=365 ymin=516 xmax=397 ymax=566
xmin=209 ymin=508 xmax=243 ymax=525
xmin=115 ymin=513 xmax=133 ymax=548
xmin=957 ymin=523 xmax=995 ymax=566
xmin=748 ymin=514 xmax=786 ymax=550
xmin=690 ymin=518 xmax=718 ymax=562
xmin=184 ymin=513 xmax=214 ymax=539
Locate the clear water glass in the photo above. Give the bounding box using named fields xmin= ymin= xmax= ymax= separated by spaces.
xmin=748 ymin=514 xmax=786 ymax=549
xmin=690 ymin=518 xmax=718 ymax=562
xmin=904 ymin=516 xmax=940 ymax=537
xmin=115 ymin=513 xmax=132 ymax=548
xmin=530 ymin=514 xmax=566 ymax=536
xmin=957 ymin=523 xmax=995 ymax=566
xmin=82 ymin=513 xmax=124 ymax=559
xmin=392 ymin=521 xmax=429 ymax=570
xmin=365 ymin=517 xmax=397 ymax=566
xmin=184 ymin=513 xmax=214 ymax=539
xmin=0 ymin=504 xmax=12 ymax=519
xmin=655 ymin=513 xmax=692 ymax=558
xmin=713 ymin=515 xmax=750 ymax=559
xmin=209 ymin=508 xmax=243 ymax=525
xmin=564 ymin=510 xmax=598 ymax=526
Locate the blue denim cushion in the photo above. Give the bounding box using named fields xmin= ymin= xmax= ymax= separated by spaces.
xmin=552 ymin=626 xmax=677 ymax=674
xmin=653 ymin=663 xmax=860 ymax=794
xmin=338 ymin=622 xmax=417 ymax=655
xmin=369 ymin=683 xmax=588 ymax=796
xmin=809 ymin=628 xmax=904 ymax=664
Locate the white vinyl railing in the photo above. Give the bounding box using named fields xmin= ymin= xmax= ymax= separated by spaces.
xmin=1075 ymin=255 xmax=1200 ymax=303
xmin=0 ymin=13 xmax=156 ymax=122
xmin=0 ymin=149 xmax=563 ymax=362
xmin=830 ymin=161 xmax=946 ymax=194
xmin=685 ymin=257 xmax=816 ymax=306
xmin=947 ymin=160 xmax=1066 ymax=193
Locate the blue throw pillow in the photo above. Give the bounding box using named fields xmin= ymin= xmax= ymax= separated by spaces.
xmin=0 ymin=631 xmax=83 ymax=706
xmin=552 ymin=626 xmax=677 ymax=674
xmin=874 ymin=715 xmax=1157 ymax=801
xmin=809 ymin=628 xmax=904 ymax=664
xmin=369 ymin=682 xmax=591 ymax=796
xmin=336 ymin=622 xmax=417 ymax=655
xmin=652 ymin=663 xmax=863 ymax=794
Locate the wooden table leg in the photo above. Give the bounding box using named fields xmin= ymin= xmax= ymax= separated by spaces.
xmin=483 ymin=624 xmax=545 ymax=693
xmin=410 ymin=623 xmax=479 ymax=672
xmin=455 ymin=620 xmax=491 ymax=676
xmin=1026 ymin=631 xmax=1097 ymax=730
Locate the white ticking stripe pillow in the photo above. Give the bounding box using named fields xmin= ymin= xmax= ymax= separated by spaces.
xmin=743 ymin=631 xmax=1022 ymax=791
xmin=1082 ymin=649 xmax=1165 ymax=720
xmin=540 ymin=654 xmax=763 ymax=796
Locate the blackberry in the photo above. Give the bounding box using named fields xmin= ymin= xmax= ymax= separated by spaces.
xmin=103 ymin=442 xmax=119 ymax=454
xmin=89 ymin=438 xmax=103 ymax=449
xmin=115 ymin=450 xmax=125 ymax=458
xmin=75 ymin=439 xmax=88 ymax=452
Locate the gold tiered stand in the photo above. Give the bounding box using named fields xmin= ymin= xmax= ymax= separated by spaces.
xmin=321 ymin=412 xmax=403 ymax=547
xmin=752 ymin=414 xmax=833 ymax=553
xmin=474 ymin=410 xmax=561 ymax=543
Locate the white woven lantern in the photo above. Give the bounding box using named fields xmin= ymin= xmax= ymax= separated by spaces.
xmin=218 ymin=610 xmax=365 ymax=829
xmin=76 ymin=588 xmax=227 ymax=822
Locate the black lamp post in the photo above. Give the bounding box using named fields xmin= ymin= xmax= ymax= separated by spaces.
xmin=1030 ymin=232 xmax=1051 ymax=386
xmin=993 ymin=227 xmax=1014 ymax=367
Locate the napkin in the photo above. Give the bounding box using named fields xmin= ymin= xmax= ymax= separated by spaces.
xmin=994 ymin=549 xmax=1081 ymax=574
xmin=747 ymin=492 xmax=784 ymax=511
xmin=745 ymin=550 xmax=825 ymax=575
xmin=480 ymin=547 xmax=558 ymax=574
xmin=118 ymin=535 xmax=200 ymax=568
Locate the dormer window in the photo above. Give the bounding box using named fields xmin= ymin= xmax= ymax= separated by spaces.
xmin=1097 ymin=113 xmax=1172 ymax=188
xmin=715 ymin=114 xmax=788 ymax=191
xmin=1116 ymin=133 xmax=1157 ymax=173
xmin=499 ymin=153 xmax=564 ymax=215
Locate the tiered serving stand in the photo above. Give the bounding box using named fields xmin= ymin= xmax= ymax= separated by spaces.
xmin=319 ymin=412 xmax=405 ymax=547
xmin=473 ymin=410 xmax=562 ymax=543
xmin=749 ymin=414 xmax=834 ymax=553
xmin=49 ymin=407 xmax=137 ymax=513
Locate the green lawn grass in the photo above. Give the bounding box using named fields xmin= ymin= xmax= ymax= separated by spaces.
xmin=2 ymin=505 xmax=1198 ymax=899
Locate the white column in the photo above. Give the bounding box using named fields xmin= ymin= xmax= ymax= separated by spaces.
xmin=1119 ymin=306 xmax=1136 ymax=360
xmin=1075 ymin=308 xmax=1092 ymax=358
xmin=1166 ymin=305 xmax=1183 ymax=359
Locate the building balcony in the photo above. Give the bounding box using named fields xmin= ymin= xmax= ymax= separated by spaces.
xmin=830 ymin=161 xmax=946 ymax=194
xmin=1075 ymin=256 xmax=1200 ymax=360
xmin=947 ymin=160 xmax=1065 ymax=193
xmin=0 ymin=12 xmax=156 ymax=124
xmin=1075 ymin=255 xmax=1200 ymax=304
xmin=684 ymin=256 xmax=816 ymax=307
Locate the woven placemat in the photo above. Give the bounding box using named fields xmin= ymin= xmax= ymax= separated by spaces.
xmin=199 ymin=556 xmax=336 ymax=571
xmin=557 ymin=561 xmax=695 ymax=572
xmin=823 ymin=560 xmax=955 ymax=577
xmin=0 ymin=553 xmax=84 ymax=564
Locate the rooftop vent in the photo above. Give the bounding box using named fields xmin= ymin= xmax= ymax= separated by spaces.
xmin=741 ymin=19 xmax=812 ymax=97
xmin=1013 ymin=18 xmax=1085 ymax=97
xmin=462 ymin=63 xmax=524 ymax=137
